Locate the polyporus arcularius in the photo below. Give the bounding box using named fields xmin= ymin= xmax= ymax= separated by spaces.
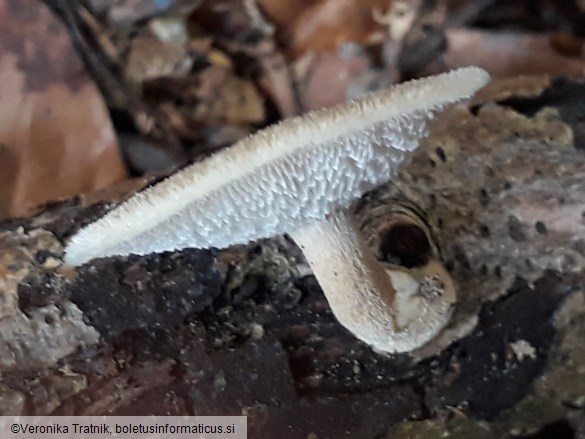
xmin=65 ymin=67 xmax=490 ymax=353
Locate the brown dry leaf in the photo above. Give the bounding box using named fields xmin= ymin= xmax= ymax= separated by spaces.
xmin=189 ymin=1 xmax=298 ymax=117
xmin=296 ymin=50 xmax=371 ymax=111
xmin=437 ymin=29 xmax=585 ymax=78
xmin=124 ymin=31 xmax=193 ymax=84
xmin=0 ymin=0 xmax=127 ymax=219
xmin=194 ymin=65 xmax=265 ymax=124
xmin=373 ymin=0 xmax=423 ymax=42
xmin=148 ymin=63 xmax=265 ymax=131
xmin=260 ymin=0 xmax=389 ymax=56
xmin=249 ymin=39 xmax=299 ymax=117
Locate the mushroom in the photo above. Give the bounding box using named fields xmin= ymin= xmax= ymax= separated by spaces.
xmin=64 ymin=66 xmax=490 ymax=353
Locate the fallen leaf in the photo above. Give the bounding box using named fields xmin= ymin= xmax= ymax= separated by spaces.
xmin=296 ymin=49 xmax=371 ymax=110
xmin=436 ymin=29 xmax=585 ymax=78
xmin=124 ymin=31 xmax=193 ymax=84
xmin=0 ymin=0 xmax=127 ymax=219
xmin=260 ymin=0 xmax=389 ymax=56
xmin=145 ymin=63 xmax=265 ymax=128
xmin=246 ymin=39 xmax=299 ymax=118
xmin=196 ymin=65 xmax=265 ymax=123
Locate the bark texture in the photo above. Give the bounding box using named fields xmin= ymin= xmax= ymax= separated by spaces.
xmin=1 ymin=76 xmax=584 ymax=438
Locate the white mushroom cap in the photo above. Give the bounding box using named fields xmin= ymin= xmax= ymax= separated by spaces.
xmin=65 ymin=67 xmax=489 ymax=266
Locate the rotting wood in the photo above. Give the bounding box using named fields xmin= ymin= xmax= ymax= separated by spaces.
xmin=1 ymin=76 xmax=584 ymax=438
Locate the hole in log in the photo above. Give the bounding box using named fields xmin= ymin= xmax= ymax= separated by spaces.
xmin=379 ymin=221 xmax=432 ymax=268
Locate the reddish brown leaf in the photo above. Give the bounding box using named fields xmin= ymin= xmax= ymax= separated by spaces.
xmin=0 ymin=0 xmax=127 ymax=219
xmin=437 ymin=29 xmax=585 ymax=78
xmin=296 ymin=51 xmax=371 ymax=111
xmin=260 ymin=0 xmax=389 ymax=56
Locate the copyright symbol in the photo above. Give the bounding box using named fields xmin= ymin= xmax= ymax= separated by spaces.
xmin=11 ymin=424 xmax=19 ymax=434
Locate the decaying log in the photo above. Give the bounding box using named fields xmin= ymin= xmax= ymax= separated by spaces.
xmin=1 ymin=76 xmax=584 ymax=438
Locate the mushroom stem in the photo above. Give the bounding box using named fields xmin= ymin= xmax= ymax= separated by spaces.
xmin=290 ymin=209 xmax=455 ymax=353
xmin=291 ymin=209 xmax=399 ymax=343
